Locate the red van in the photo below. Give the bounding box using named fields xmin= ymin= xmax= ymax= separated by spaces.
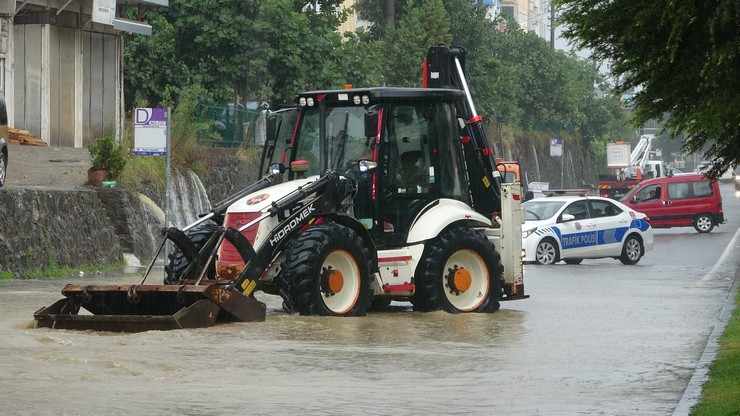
xmin=621 ymin=174 xmax=724 ymax=233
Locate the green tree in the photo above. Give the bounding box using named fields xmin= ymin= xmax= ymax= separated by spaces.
xmin=384 ymin=0 xmax=452 ymax=87
xmin=123 ymin=12 xmax=191 ymax=109
xmin=554 ymin=0 xmax=740 ymax=176
xmin=125 ymin=0 xmax=380 ymax=107
xmin=169 ymin=0 xmax=256 ymax=101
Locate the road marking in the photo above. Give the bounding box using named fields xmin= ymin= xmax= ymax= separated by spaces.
xmin=694 ymin=226 xmax=740 ymax=287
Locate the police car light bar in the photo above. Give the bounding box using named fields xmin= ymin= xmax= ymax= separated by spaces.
xmin=542 ymin=189 xmax=591 ymax=197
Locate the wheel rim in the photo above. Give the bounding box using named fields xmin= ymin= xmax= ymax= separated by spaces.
xmin=696 ymin=215 xmax=712 ymax=231
xmin=625 ymin=238 xmax=641 ymax=261
xmin=0 ymin=156 xmax=5 ymax=184
xmin=319 ymin=250 xmax=361 ymax=314
xmin=536 ymin=241 xmax=557 ymax=264
xmin=442 ymin=249 xmax=489 ymax=312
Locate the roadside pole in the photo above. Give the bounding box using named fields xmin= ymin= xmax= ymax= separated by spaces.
xmin=134 ymin=107 xmax=170 ymax=279
xmin=164 ymin=107 xmax=171 ymax=278
xmin=550 ymin=138 xmax=564 ymax=187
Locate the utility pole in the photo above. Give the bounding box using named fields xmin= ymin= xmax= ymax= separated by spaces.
xmin=550 ymin=1 xmax=555 ymax=50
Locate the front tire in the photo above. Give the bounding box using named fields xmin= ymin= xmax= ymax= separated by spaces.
xmin=164 ymin=223 xmax=220 ymax=284
xmin=281 ymin=223 xmax=371 ymax=316
xmin=693 ymin=214 xmax=714 ymax=233
xmin=535 ymin=238 xmax=559 ymax=265
xmin=411 ymin=227 xmax=503 ymax=313
xmin=619 ymin=234 xmax=644 ymax=265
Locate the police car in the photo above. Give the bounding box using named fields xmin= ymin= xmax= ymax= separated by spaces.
xmin=522 ymin=193 xmax=653 ymax=265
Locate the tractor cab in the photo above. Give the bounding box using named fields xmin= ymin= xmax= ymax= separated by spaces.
xmin=262 ymin=88 xmax=473 ymax=248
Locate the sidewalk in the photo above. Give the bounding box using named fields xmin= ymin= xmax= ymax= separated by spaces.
xmin=5 ymin=143 xmax=91 ymax=189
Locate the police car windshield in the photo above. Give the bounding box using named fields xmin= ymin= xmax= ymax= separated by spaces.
xmin=522 ymin=200 xmax=566 ymax=221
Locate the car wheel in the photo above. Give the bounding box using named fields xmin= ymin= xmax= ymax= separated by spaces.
xmin=564 ymin=258 xmax=583 ymax=265
xmin=0 ymin=151 xmax=6 ymax=188
xmin=619 ymin=234 xmax=643 ymax=265
xmin=693 ymin=214 xmax=714 ymax=233
xmin=535 ymin=238 xmax=559 ymax=265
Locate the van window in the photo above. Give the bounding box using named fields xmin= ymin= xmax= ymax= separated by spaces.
xmin=693 ymin=181 xmax=713 ymax=197
xmin=667 ymin=180 xmax=712 ymax=200
xmin=668 ymin=182 xmax=690 ymax=199
xmin=636 ymin=184 xmax=661 ymax=202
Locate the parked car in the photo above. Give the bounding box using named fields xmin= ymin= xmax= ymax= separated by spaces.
xmin=620 ymin=173 xmax=724 ymax=233
xmin=522 ymin=195 xmax=653 ymax=265
xmin=0 ymin=91 xmax=8 ymax=188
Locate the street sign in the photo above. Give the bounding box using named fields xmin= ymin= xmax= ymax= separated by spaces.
xmin=550 ymin=138 xmax=563 ymax=157
xmin=607 ymin=142 xmax=631 ymax=168
xmin=91 ymin=0 xmax=116 ymax=25
xmin=134 ymin=108 xmax=168 ymax=156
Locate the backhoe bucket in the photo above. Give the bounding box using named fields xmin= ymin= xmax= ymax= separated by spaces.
xmin=34 ymin=284 xmax=266 ymax=332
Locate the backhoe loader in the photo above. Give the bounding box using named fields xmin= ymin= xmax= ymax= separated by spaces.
xmin=34 ymin=45 xmax=527 ymax=331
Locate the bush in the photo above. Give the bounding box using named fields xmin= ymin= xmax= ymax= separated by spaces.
xmin=88 ymin=136 xmax=127 ymax=180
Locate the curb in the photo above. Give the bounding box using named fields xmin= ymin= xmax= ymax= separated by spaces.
xmin=672 ymin=263 xmax=740 ymax=415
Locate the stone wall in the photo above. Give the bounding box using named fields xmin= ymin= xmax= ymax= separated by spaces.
xmin=505 ymin=135 xmax=597 ymax=191
xmin=0 ymin=188 xmax=125 ymax=277
xmin=0 ymin=151 xmax=262 ymax=278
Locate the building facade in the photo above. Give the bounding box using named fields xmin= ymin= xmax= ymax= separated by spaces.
xmin=0 ymin=0 xmax=164 ymax=148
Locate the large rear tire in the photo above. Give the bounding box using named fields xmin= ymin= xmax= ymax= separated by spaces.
xmin=411 ymin=227 xmax=503 ymax=313
xmin=280 ymin=223 xmax=371 ymax=316
xmin=164 ymin=223 xmax=220 ymax=284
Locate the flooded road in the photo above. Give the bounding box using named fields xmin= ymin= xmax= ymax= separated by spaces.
xmin=1 ymin=184 xmax=738 ymax=415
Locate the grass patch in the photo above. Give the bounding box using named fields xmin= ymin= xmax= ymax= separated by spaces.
xmin=0 ymin=271 xmax=14 ymax=280
xmin=690 ymin=287 xmax=740 ymax=415
xmin=17 ymin=262 xmax=125 ymax=280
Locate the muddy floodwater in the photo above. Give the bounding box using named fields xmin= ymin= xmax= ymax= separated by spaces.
xmin=2 ymin=185 xmax=739 ymax=415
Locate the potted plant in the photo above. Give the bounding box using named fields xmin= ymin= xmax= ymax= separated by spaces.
xmin=87 ymin=136 xmax=127 ymax=186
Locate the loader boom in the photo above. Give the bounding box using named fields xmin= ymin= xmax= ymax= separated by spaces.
xmin=425 ymin=45 xmax=503 ymax=217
